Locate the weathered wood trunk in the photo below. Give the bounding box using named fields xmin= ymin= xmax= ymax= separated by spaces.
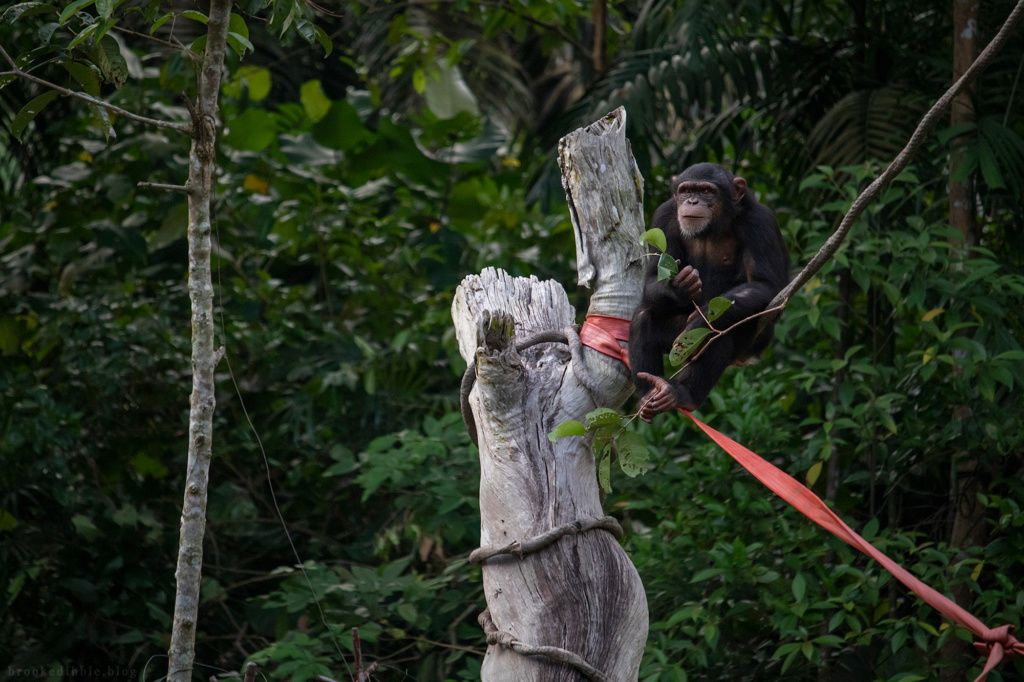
xmin=451 ymin=109 xmax=649 ymax=681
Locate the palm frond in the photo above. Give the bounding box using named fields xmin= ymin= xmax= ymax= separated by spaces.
xmin=806 ymin=88 xmax=928 ymax=168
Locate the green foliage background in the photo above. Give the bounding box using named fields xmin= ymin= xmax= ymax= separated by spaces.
xmin=1 ymin=0 xmax=1023 ymax=681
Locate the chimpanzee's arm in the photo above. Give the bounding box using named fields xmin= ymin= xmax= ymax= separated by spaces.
xmin=637 ymin=247 xmax=700 ymax=313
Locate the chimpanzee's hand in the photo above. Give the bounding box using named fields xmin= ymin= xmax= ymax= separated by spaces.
xmin=636 ymin=372 xmax=678 ymax=422
xmin=671 ymin=265 xmax=702 ymax=300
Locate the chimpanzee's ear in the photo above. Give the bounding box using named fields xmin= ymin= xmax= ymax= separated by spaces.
xmin=732 ymin=177 xmax=747 ymax=203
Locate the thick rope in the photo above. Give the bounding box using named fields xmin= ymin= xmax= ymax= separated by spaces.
xmin=470 ymin=515 xmax=623 ymax=564
xmin=478 ymin=609 xmax=612 ymax=682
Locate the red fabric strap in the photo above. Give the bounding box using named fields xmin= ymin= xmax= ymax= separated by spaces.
xmin=581 ymin=314 xmax=631 ymax=366
xmin=684 ymin=412 xmax=1021 ymax=680
xmin=579 ymin=314 xmax=1021 ymax=681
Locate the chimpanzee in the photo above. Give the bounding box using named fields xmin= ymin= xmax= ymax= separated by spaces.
xmin=628 ymin=163 xmax=790 ymax=422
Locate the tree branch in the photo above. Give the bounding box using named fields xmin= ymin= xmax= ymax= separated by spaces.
xmin=765 ymin=0 xmax=1024 ymax=315
xmin=137 ymin=182 xmax=192 ymax=193
xmin=0 ymin=43 xmax=191 ymax=135
xmin=112 ymin=25 xmax=202 ymax=63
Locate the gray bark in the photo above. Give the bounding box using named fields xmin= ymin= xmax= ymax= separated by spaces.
xmin=167 ymin=1 xmax=232 ymax=679
xmin=451 ymin=108 xmax=648 ymax=681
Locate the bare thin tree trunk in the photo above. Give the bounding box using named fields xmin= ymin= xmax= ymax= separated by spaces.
xmin=452 ymin=109 xmax=648 ymax=681
xmin=949 ymin=0 xmax=980 ymax=244
xmin=167 ymin=1 xmax=232 ymax=679
xmin=943 ymin=5 xmax=987 ymax=680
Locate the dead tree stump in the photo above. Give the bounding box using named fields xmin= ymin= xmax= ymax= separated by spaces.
xmin=451 ymin=108 xmax=649 ymax=681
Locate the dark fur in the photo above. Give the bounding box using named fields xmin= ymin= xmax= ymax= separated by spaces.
xmin=628 ymin=163 xmax=790 ymax=411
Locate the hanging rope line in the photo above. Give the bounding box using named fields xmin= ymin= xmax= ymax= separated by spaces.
xmin=580 ymin=313 xmax=1022 ymax=682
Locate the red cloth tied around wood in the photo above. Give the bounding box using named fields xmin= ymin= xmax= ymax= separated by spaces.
xmin=579 ymin=313 xmax=1022 ymax=682
xmin=580 ymin=314 xmax=631 ymax=365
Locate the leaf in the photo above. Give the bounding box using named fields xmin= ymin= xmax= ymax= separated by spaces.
xmin=891 ymin=628 xmax=907 ymax=654
xmin=90 ymin=102 xmax=114 ymax=141
xmin=312 ymin=100 xmax=370 ymax=151
xmin=598 ymin=453 xmax=611 ymax=493
xmin=71 ymin=514 xmax=99 ymax=541
xmin=773 ymin=642 xmax=802 ymax=658
xmin=92 ymin=34 xmax=127 ymax=87
xmin=311 ymin=24 xmax=332 ymax=56
xmin=59 ymin=0 xmax=94 ymax=24
xmin=300 ymin=79 xmax=331 ymax=123
xmin=223 ymin=65 xmax=272 ymax=101
xmin=296 ymin=20 xmax=332 ymax=56
xmin=808 ymin=305 xmax=820 ymax=327
xmin=547 ymin=420 xmax=584 ymax=443
xmin=584 ymin=407 xmax=621 ymax=432
xmin=92 ymin=15 xmax=118 ymax=44
xmin=669 ymin=327 xmax=713 ymax=366
xmin=641 ymin=227 xmax=667 ymax=253
xmin=828 ymin=610 xmax=845 ymax=632
xmin=412 ymin=68 xmax=426 ymax=94
xmin=812 ymin=635 xmax=845 ymax=647
xmin=149 ymin=11 xmax=172 ymax=35
xmin=690 ymin=568 xmax=720 ymax=583
xmin=706 ymin=297 xmax=732 ymax=323
xmin=862 ymin=517 xmax=880 ymax=540
xmin=978 ymin=139 xmax=1004 ymax=189
xmin=243 ymin=174 xmax=269 ymax=194
xmin=423 ymin=61 xmax=478 ymax=119
xmin=3 ymin=3 xmax=58 ymax=21
xmin=228 ymin=12 xmax=248 ymax=37
xmin=180 ymin=9 xmax=206 ymax=23
xmin=37 ymin=18 xmax=59 ymax=42
xmin=10 ymin=90 xmax=60 ymax=141
xmin=397 ymin=603 xmax=417 ymax=624
xmin=806 ymin=461 xmax=823 ymax=486
xmin=61 ymin=61 xmax=100 ymax=95
xmin=226 ymin=31 xmax=254 ymax=58
xmin=271 ymin=0 xmax=300 ymax=36
xmin=67 ymin=20 xmax=99 ymax=48
xmin=223 ymin=108 xmax=277 ymax=151
xmin=95 ymin=0 xmax=111 ymax=18
xmin=617 ymin=431 xmax=650 ymax=477
xmin=657 ymin=252 xmax=679 ymax=282
xmin=130 ymin=452 xmax=168 ymax=478
xmin=921 ymin=308 xmax=944 ymax=322
xmin=792 ymin=572 xmax=806 ymax=602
